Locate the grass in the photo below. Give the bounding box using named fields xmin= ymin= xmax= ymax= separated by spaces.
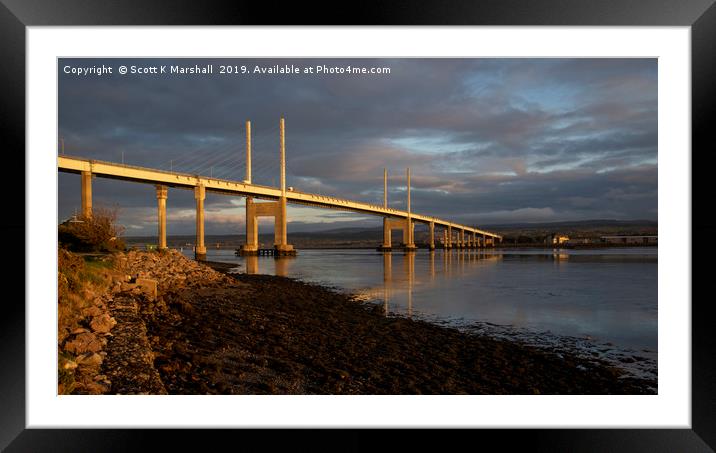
xmin=57 ymin=249 xmax=123 ymax=394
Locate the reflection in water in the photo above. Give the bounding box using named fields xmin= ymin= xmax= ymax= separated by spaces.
xmin=553 ymin=251 xmax=570 ymax=267
xmin=243 ymin=255 xmax=294 ymax=277
xmin=275 ymin=257 xmax=291 ymax=277
xmin=185 ymin=247 xmax=657 ymax=354
xmin=245 ymin=255 xmax=258 ymax=275
xmin=378 ymin=250 xmax=500 ymax=319
xmin=404 ymin=252 xmax=414 ymax=318
xmin=383 ymin=252 xmax=391 ymax=315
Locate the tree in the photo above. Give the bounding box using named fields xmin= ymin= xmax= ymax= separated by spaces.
xmin=58 ymin=207 xmax=126 ymax=252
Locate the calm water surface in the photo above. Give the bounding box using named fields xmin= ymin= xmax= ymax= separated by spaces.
xmin=179 ymin=247 xmax=657 ymax=356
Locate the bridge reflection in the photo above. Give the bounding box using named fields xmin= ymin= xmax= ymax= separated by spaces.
xmin=244 ymin=254 xmax=296 ymax=277
xmin=373 ymin=249 xmax=502 ymax=318
xmin=240 ymin=249 xmax=502 ymax=317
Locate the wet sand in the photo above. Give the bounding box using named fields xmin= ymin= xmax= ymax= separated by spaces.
xmin=135 ymin=261 xmax=656 ymax=395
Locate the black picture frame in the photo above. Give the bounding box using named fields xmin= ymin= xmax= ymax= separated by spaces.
xmin=4 ymin=0 xmax=713 ymax=450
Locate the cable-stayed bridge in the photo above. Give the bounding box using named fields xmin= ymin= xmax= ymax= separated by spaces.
xmin=58 ymin=118 xmax=502 ymax=259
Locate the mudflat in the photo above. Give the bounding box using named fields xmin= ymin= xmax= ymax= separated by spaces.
xmin=119 ymin=255 xmax=655 ymax=395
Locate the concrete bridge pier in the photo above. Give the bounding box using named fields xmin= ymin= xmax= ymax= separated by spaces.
xmin=194 ymin=185 xmax=207 ymax=260
xmin=379 ymin=218 xmax=413 ymax=251
xmin=156 ymin=185 xmax=168 ymax=250
xmin=472 ymin=231 xmax=477 ymax=249
xmin=459 ymin=229 xmax=465 ymax=248
xmin=240 ymin=198 xmax=295 ymax=255
xmin=428 ymin=221 xmax=435 ymax=250
xmin=378 ymin=217 xmax=393 ymax=251
xmin=81 ymin=170 xmax=92 ymax=218
xmin=404 ymin=220 xmax=416 ymax=252
xmin=274 ymin=196 xmax=294 ymax=254
xmin=240 ymin=198 xmax=259 ymax=255
xmin=446 ymin=226 xmax=453 ymax=249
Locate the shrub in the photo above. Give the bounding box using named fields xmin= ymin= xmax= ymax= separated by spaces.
xmin=58 ymin=207 xmax=126 ymax=253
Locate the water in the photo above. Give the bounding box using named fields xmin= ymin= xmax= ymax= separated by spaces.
xmin=179 ymin=247 xmax=658 ymax=378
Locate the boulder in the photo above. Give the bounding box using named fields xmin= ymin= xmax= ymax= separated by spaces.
xmin=135 ymin=278 xmax=158 ymax=300
xmin=81 ymin=306 xmax=103 ymax=318
xmin=90 ymin=314 xmax=117 ymax=333
xmin=77 ymin=352 xmax=103 ymax=367
xmin=64 ymin=332 xmax=105 ymax=354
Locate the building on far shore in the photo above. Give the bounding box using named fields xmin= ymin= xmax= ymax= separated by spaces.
xmin=566 ymin=237 xmax=593 ymax=245
xmin=545 ymin=233 xmax=570 ymax=245
xmin=600 ymin=235 xmax=658 ymax=245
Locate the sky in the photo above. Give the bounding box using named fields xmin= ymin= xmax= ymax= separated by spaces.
xmin=58 ymin=58 xmax=657 ymax=236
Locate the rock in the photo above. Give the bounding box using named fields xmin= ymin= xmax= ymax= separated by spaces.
xmin=82 ymin=381 xmax=108 ymax=395
xmin=81 ymin=306 xmax=103 ymax=318
xmin=71 ymin=327 xmax=90 ymax=334
xmin=77 ymin=352 xmax=103 ymax=367
xmin=135 ymin=278 xmax=158 ymax=300
xmin=65 ymin=332 xmax=105 ymax=354
xmin=63 ymin=360 xmax=78 ymax=370
xmin=90 ymin=314 xmax=117 ymax=333
xmin=121 ymin=282 xmax=137 ymax=292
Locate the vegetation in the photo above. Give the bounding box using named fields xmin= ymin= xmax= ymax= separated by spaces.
xmin=57 ymin=249 xmax=122 ymax=394
xmin=57 ymin=208 xmax=126 ymax=394
xmin=58 ymin=207 xmax=126 ymax=253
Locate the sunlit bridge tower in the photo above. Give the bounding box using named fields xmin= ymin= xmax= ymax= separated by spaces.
xmin=240 ymin=117 xmax=296 ymax=256
xmin=378 ymin=167 xmax=416 ymax=252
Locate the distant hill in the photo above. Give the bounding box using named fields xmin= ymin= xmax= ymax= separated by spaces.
xmin=481 ymin=219 xmax=657 ymax=230
xmin=481 ymin=219 xmax=658 ymax=243
xmin=123 ymin=219 xmax=657 ymax=249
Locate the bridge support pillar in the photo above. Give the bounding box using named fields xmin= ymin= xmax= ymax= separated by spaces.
xmin=428 ymin=221 xmax=435 ymax=250
xmin=405 ymin=220 xmax=416 ymax=252
xmin=379 ymin=218 xmax=414 ymax=251
xmin=194 ymin=185 xmax=206 ymax=260
xmin=458 ymin=229 xmax=465 ymax=248
xmin=274 ymin=196 xmax=294 ymax=254
xmin=240 ymin=197 xmax=259 ymax=255
xmin=81 ymin=170 xmax=92 ymax=218
xmin=378 ymin=217 xmax=392 ymax=251
xmin=156 ymin=185 xmax=168 ymax=250
xmin=239 ymin=198 xmax=295 ymax=256
xmin=472 ymin=231 xmax=477 ymax=249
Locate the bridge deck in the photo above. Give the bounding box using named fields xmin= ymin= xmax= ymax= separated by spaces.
xmin=58 ymin=155 xmax=502 ymax=239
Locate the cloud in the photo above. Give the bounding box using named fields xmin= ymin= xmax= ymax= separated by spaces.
xmin=58 ymin=57 xmax=657 ymax=235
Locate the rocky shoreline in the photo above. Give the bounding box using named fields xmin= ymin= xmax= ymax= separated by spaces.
xmin=59 ymin=249 xmax=656 ymax=394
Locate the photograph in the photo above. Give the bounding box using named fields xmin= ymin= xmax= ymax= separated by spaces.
xmin=56 ymin=57 xmax=658 ymax=396
xmin=5 ymin=1 xmax=711 ymax=448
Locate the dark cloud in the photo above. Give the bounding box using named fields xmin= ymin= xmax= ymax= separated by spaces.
xmin=58 ymin=58 xmax=657 ymax=235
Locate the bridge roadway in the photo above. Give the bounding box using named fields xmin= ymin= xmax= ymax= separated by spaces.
xmin=58 ymin=154 xmax=502 ymax=241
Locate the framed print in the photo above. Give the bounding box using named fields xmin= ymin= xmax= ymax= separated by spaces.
xmin=5 ymin=0 xmax=714 ymax=450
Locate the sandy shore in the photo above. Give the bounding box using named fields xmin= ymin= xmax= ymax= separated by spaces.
xmin=91 ymin=250 xmax=655 ymax=395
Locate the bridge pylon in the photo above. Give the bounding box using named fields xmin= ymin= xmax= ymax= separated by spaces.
xmin=240 ymin=117 xmax=295 ymax=256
